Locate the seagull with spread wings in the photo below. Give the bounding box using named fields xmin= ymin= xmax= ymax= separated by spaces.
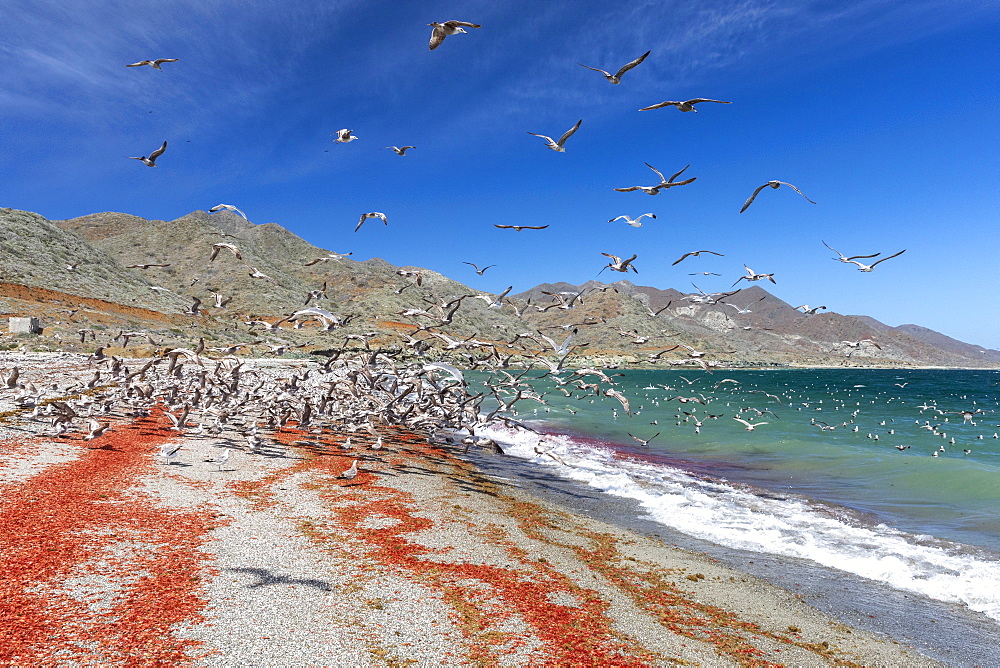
xmin=608 ymin=213 xmax=656 ymax=227
xmin=599 ymin=253 xmax=638 ymax=274
xmin=463 ymin=262 xmax=497 ymax=275
xmin=383 ymin=146 xmax=415 ymax=156
xmin=671 ymin=249 xmax=723 ymax=266
xmin=740 ymin=180 xmax=816 ymax=213
xmin=578 ymin=50 xmax=650 ymax=84
xmin=639 ymin=98 xmax=731 ymax=112
xmin=732 ymin=264 xmax=776 ymax=286
xmin=333 ymin=129 xmax=358 ymax=143
xmin=126 ymin=58 xmax=178 ymax=70
xmin=428 ymin=20 xmax=481 ymax=50
xmin=527 ymin=119 xmax=582 ymax=153
xmin=124 ymin=141 xmax=167 ymax=167
xmin=356 ymin=212 xmax=388 ymax=232
xmin=615 ymin=163 xmax=696 ymax=195
xmin=822 ymin=241 xmax=905 ymax=271
xmin=494 ymin=224 xmax=548 ymax=231
xmin=209 ymin=203 xmax=249 ymax=220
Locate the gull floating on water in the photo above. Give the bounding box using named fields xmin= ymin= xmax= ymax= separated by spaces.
xmin=578 ymin=50 xmax=650 ymax=84
xmin=608 ymin=213 xmax=656 ymax=227
xmin=428 ymin=20 xmax=481 ymax=50
xmin=126 ymin=58 xmax=178 ymax=70
xmin=527 ymin=119 xmax=582 ymax=153
xmin=356 ymin=212 xmax=388 ymax=232
xmin=124 ymin=141 xmax=167 ymax=167
xmin=740 ymin=181 xmax=816 ymax=213
xmin=639 ymin=98 xmax=731 ymax=112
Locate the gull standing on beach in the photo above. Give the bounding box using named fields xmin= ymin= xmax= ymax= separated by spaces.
xmin=578 ymin=50 xmax=650 ymax=84
xmin=527 ymin=119 xmax=582 ymax=153
xmin=356 ymin=212 xmax=388 ymax=232
xmin=740 ymin=180 xmax=816 ymax=213
xmin=124 ymin=141 xmax=167 ymax=167
xmin=428 ymin=20 xmax=481 ymax=50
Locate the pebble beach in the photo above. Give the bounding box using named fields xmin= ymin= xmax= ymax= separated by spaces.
xmin=0 ymin=353 xmax=942 ymax=666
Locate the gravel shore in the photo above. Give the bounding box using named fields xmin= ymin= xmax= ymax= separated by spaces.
xmin=0 ymin=353 xmax=940 ymax=665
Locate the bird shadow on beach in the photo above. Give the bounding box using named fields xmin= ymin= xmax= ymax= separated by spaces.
xmin=226 ymin=567 xmax=333 ymax=592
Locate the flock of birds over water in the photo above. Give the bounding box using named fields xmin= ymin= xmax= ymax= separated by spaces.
xmin=3 ymin=16 xmax=984 ymax=479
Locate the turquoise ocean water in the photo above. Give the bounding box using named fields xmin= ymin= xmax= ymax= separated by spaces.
xmin=472 ymin=368 xmax=1000 ymax=624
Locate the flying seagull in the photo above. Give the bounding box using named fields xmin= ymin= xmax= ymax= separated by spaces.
xmin=463 ymin=262 xmax=497 ymax=275
xmin=615 ymin=163 xmax=696 ymax=195
xmin=124 ymin=141 xmax=167 ymax=167
xmin=608 ymin=213 xmax=656 ymax=227
xmin=795 ymin=305 xmax=827 ymax=314
xmin=839 ymin=249 xmax=906 ymax=272
xmin=527 ymin=119 xmax=582 ymax=153
xmin=578 ymin=50 xmax=650 ymax=84
xmin=333 ymin=129 xmax=358 ymax=143
xmin=383 ymin=146 xmax=415 ymax=156
xmin=356 ymin=212 xmax=388 ymax=232
xmin=822 ymin=241 xmax=905 ymax=271
xmin=740 ymin=180 xmax=816 ymax=213
xmin=210 ymin=242 xmax=242 ymax=261
xmin=126 ymin=58 xmax=178 ymax=70
xmin=209 ymin=203 xmax=249 ymax=220
xmin=732 ymin=264 xmax=776 ymax=287
xmin=599 ymin=253 xmax=638 ymax=274
xmin=639 ymin=98 xmax=731 ymax=112
xmin=494 ymin=224 xmax=548 ymax=231
xmin=671 ymin=249 xmax=724 ymax=266
xmin=428 ymin=20 xmax=481 ymax=50
xmin=126 ymin=263 xmax=170 ymax=269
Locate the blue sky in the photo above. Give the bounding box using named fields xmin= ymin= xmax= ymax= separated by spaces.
xmin=3 ymin=0 xmax=999 ymax=348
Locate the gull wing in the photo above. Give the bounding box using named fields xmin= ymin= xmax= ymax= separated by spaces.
xmin=556 ymin=119 xmax=583 ymax=146
xmin=740 ymin=183 xmax=770 ymax=213
xmin=614 ymin=50 xmax=651 ymax=78
xmin=148 ymin=141 xmax=167 ymax=161
xmin=638 ymin=101 xmax=677 ymax=111
xmin=777 ymin=181 xmax=817 ymax=204
xmin=869 ymin=249 xmax=906 ymax=267
xmin=578 ymin=63 xmax=611 ymax=77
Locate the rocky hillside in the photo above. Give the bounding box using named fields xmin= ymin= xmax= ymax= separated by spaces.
xmin=0 ymin=206 xmax=997 ymax=367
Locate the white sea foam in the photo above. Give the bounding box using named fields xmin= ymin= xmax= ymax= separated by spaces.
xmin=478 ymin=422 xmax=1000 ymax=624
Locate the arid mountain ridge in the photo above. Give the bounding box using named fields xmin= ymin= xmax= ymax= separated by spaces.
xmin=1 ymin=206 xmax=997 ymax=367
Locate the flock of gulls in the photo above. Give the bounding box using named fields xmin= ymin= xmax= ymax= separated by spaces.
xmin=3 ymin=16 xmax=969 ymax=485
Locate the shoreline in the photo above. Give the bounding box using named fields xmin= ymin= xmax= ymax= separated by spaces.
xmin=461 ymin=446 xmax=1000 ymax=666
xmin=1 ymin=409 xmax=947 ymax=665
xmin=1 ymin=352 xmax=994 ymax=664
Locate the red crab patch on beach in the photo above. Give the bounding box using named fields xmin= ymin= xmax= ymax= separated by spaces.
xmin=0 ymin=414 xmax=218 ymax=663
